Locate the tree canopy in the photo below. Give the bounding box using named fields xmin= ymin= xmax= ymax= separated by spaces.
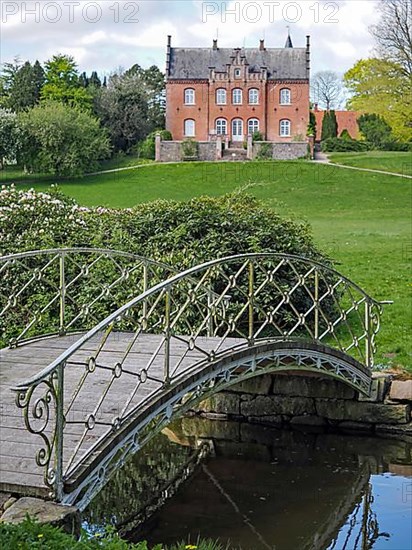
xmin=311 ymin=71 xmax=344 ymax=110
xmin=41 ymin=54 xmax=94 ymax=110
xmin=19 ymin=101 xmax=111 ymax=176
xmin=370 ymin=0 xmax=412 ymax=77
xmin=344 ymin=58 xmax=412 ymax=141
xmin=96 ymin=65 xmax=165 ymax=152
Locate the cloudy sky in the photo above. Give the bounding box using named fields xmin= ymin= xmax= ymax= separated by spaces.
xmin=1 ymin=0 xmax=381 ymax=76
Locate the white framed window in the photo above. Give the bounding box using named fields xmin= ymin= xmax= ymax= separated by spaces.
xmin=280 ymin=88 xmax=291 ymax=105
xmin=279 ymin=119 xmax=291 ymax=137
xmin=216 ymin=88 xmax=227 ymax=105
xmin=216 ymin=118 xmax=227 ymax=135
xmin=184 ymin=119 xmax=195 ymax=137
xmin=184 ymin=88 xmax=195 ymax=105
xmin=249 ymin=88 xmax=259 ymax=104
xmin=234 ymin=68 xmax=241 ymax=78
xmin=248 ymin=118 xmax=260 ymax=135
xmin=232 ymin=88 xmax=242 ymax=104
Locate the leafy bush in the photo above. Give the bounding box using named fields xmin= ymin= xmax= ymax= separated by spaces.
xmin=321 ymin=137 xmax=373 ymax=152
xmin=251 ymin=130 xmax=264 ymax=142
xmin=379 ymin=141 xmax=412 ymax=152
xmin=0 ymin=184 xmax=89 ymax=254
xmin=0 ymin=108 xmax=22 ymax=169
xmin=0 ymin=187 xmax=334 ymax=344
xmin=19 ymin=101 xmax=111 ymax=176
xmin=339 ymin=129 xmax=352 ymax=140
xmin=181 ymin=139 xmax=198 ymax=160
xmin=139 ymin=130 xmax=172 ymax=160
xmin=256 ymin=142 xmax=272 ymax=160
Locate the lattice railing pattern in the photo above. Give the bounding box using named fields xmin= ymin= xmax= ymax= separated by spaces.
xmin=7 ymin=252 xmax=387 ymax=503
xmin=0 ymin=248 xmax=173 ymax=347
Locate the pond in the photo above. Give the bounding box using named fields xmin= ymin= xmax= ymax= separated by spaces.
xmin=84 ymin=419 xmax=412 ymax=550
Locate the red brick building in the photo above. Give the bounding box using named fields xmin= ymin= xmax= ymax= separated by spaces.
xmin=165 ymin=34 xmax=311 ymax=145
xmin=313 ymin=106 xmax=361 ymax=141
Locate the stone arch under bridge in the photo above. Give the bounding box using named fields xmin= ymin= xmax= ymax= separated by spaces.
xmin=0 ymin=249 xmax=389 ymax=509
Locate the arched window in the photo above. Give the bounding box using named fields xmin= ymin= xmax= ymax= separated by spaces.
xmin=248 ymin=118 xmax=260 ymax=135
xmin=249 ymin=88 xmax=259 ymax=104
xmin=216 ymin=89 xmax=227 ymax=105
xmin=280 ymin=88 xmax=291 ymax=105
xmin=184 ymin=88 xmax=195 ymax=105
xmin=184 ymin=119 xmax=195 ymax=137
xmin=279 ymin=119 xmax=291 ymax=137
xmin=232 ymin=118 xmax=243 ymax=141
xmin=234 ymin=68 xmax=241 ymax=78
xmin=232 ymin=88 xmax=242 ymax=104
xmin=216 ymin=118 xmax=227 ymax=135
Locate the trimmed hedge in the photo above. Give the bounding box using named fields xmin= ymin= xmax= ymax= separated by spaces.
xmin=321 ymin=137 xmax=412 ymax=153
xmin=321 ymin=138 xmax=373 ymax=152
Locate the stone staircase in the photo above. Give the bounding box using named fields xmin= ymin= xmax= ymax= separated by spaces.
xmin=222 ymin=146 xmax=248 ymax=161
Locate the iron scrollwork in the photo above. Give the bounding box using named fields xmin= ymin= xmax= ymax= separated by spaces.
xmin=15 ymin=372 xmax=60 ymax=491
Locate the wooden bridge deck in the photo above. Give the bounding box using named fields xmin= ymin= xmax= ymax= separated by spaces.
xmin=0 ymin=333 xmax=243 ymax=497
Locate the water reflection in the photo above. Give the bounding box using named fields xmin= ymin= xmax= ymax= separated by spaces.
xmin=85 ymin=419 xmax=412 ymax=550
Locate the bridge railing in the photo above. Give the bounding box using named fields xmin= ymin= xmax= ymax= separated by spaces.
xmin=0 ymin=248 xmax=174 ymax=348
xmin=10 ymin=253 xmax=388 ymax=502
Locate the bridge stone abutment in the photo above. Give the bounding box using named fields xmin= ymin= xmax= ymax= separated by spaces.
xmin=194 ymin=374 xmax=412 ymax=439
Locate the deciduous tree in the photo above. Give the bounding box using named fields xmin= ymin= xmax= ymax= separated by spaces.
xmin=96 ymin=72 xmax=151 ymax=151
xmin=370 ymin=0 xmax=412 ymax=77
xmin=311 ymin=71 xmax=344 ymax=110
xmin=19 ymin=101 xmax=111 ymax=176
xmin=344 ymin=58 xmax=412 ymax=141
xmin=41 ymin=54 xmax=93 ymax=110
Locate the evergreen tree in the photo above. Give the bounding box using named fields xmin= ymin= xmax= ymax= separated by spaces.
xmin=89 ymin=71 xmax=101 ymax=88
xmin=329 ymin=110 xmax=338 ymax=138
xmin=321 ymin=111 xmax=338 ymax=140
xmin=357 ymin=113 xmax=393 ymax=147
xmin=307 ymin=111 xmax=317 ymax=136
xmin=79 ymin=72 xmax=89 ymax=88
xmin=5 ymin=61 xmax=45 ymax=112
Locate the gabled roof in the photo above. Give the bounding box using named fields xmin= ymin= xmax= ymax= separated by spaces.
xmin=168 ymin=47 xmax=307 ymax=80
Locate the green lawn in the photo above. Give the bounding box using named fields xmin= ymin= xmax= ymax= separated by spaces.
xmin=2 ymin=158 xmax=411 ymax=370
xmin=329 ymin=151 xmax=412 ymax=176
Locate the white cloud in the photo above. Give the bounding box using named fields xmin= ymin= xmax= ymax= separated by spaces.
xmin=0 ymin=0 xmax=381 ymax=76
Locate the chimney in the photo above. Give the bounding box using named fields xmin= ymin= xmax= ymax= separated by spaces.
xmin=314 ymin=103 xmax=318 ymax=112
xmin=166 ymin=35 xmax=172 ymax=77
xmin=259 ymin=39 xmax=265 ymax=51
xmin=306 ymin=35 xmax=310 ymax=80
xmin=213 ymin=39 xmax=218 ymax=50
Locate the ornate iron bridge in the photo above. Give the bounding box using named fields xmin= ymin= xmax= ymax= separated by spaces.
xmin=0 ymin=248 xmax=390 ymax=510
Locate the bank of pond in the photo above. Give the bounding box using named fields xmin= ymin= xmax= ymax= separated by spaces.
xmin=83 ymin=418 xmax=411 ymax=550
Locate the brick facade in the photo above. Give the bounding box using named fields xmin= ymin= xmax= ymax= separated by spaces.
xmin=165 ymin=36 xmax=310 ymax=145
xmin=313 ymin=106 xmax=361 ymax=141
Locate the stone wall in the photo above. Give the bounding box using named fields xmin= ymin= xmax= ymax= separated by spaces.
xmin=194 ymin=374 xmax=412 ymax=441
xmin=252 ymin=141 xmax=308 ymax=160
xmin=156 ymin=140 xmax=217 ymax=162
xmin=155 ymin=135 xmax=310 ymax=162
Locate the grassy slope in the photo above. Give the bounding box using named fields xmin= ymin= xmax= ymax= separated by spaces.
xmin=5 ymin=159 xmax=412 ymax=370
xmin=328 ymin=151 xmax=412 ymax=176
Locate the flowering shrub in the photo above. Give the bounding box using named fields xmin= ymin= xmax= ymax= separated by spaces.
xmin=0 ymin=186 xmax=335 ymax=346
xmin=0 ymin=184 xmax=90 ymax=254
